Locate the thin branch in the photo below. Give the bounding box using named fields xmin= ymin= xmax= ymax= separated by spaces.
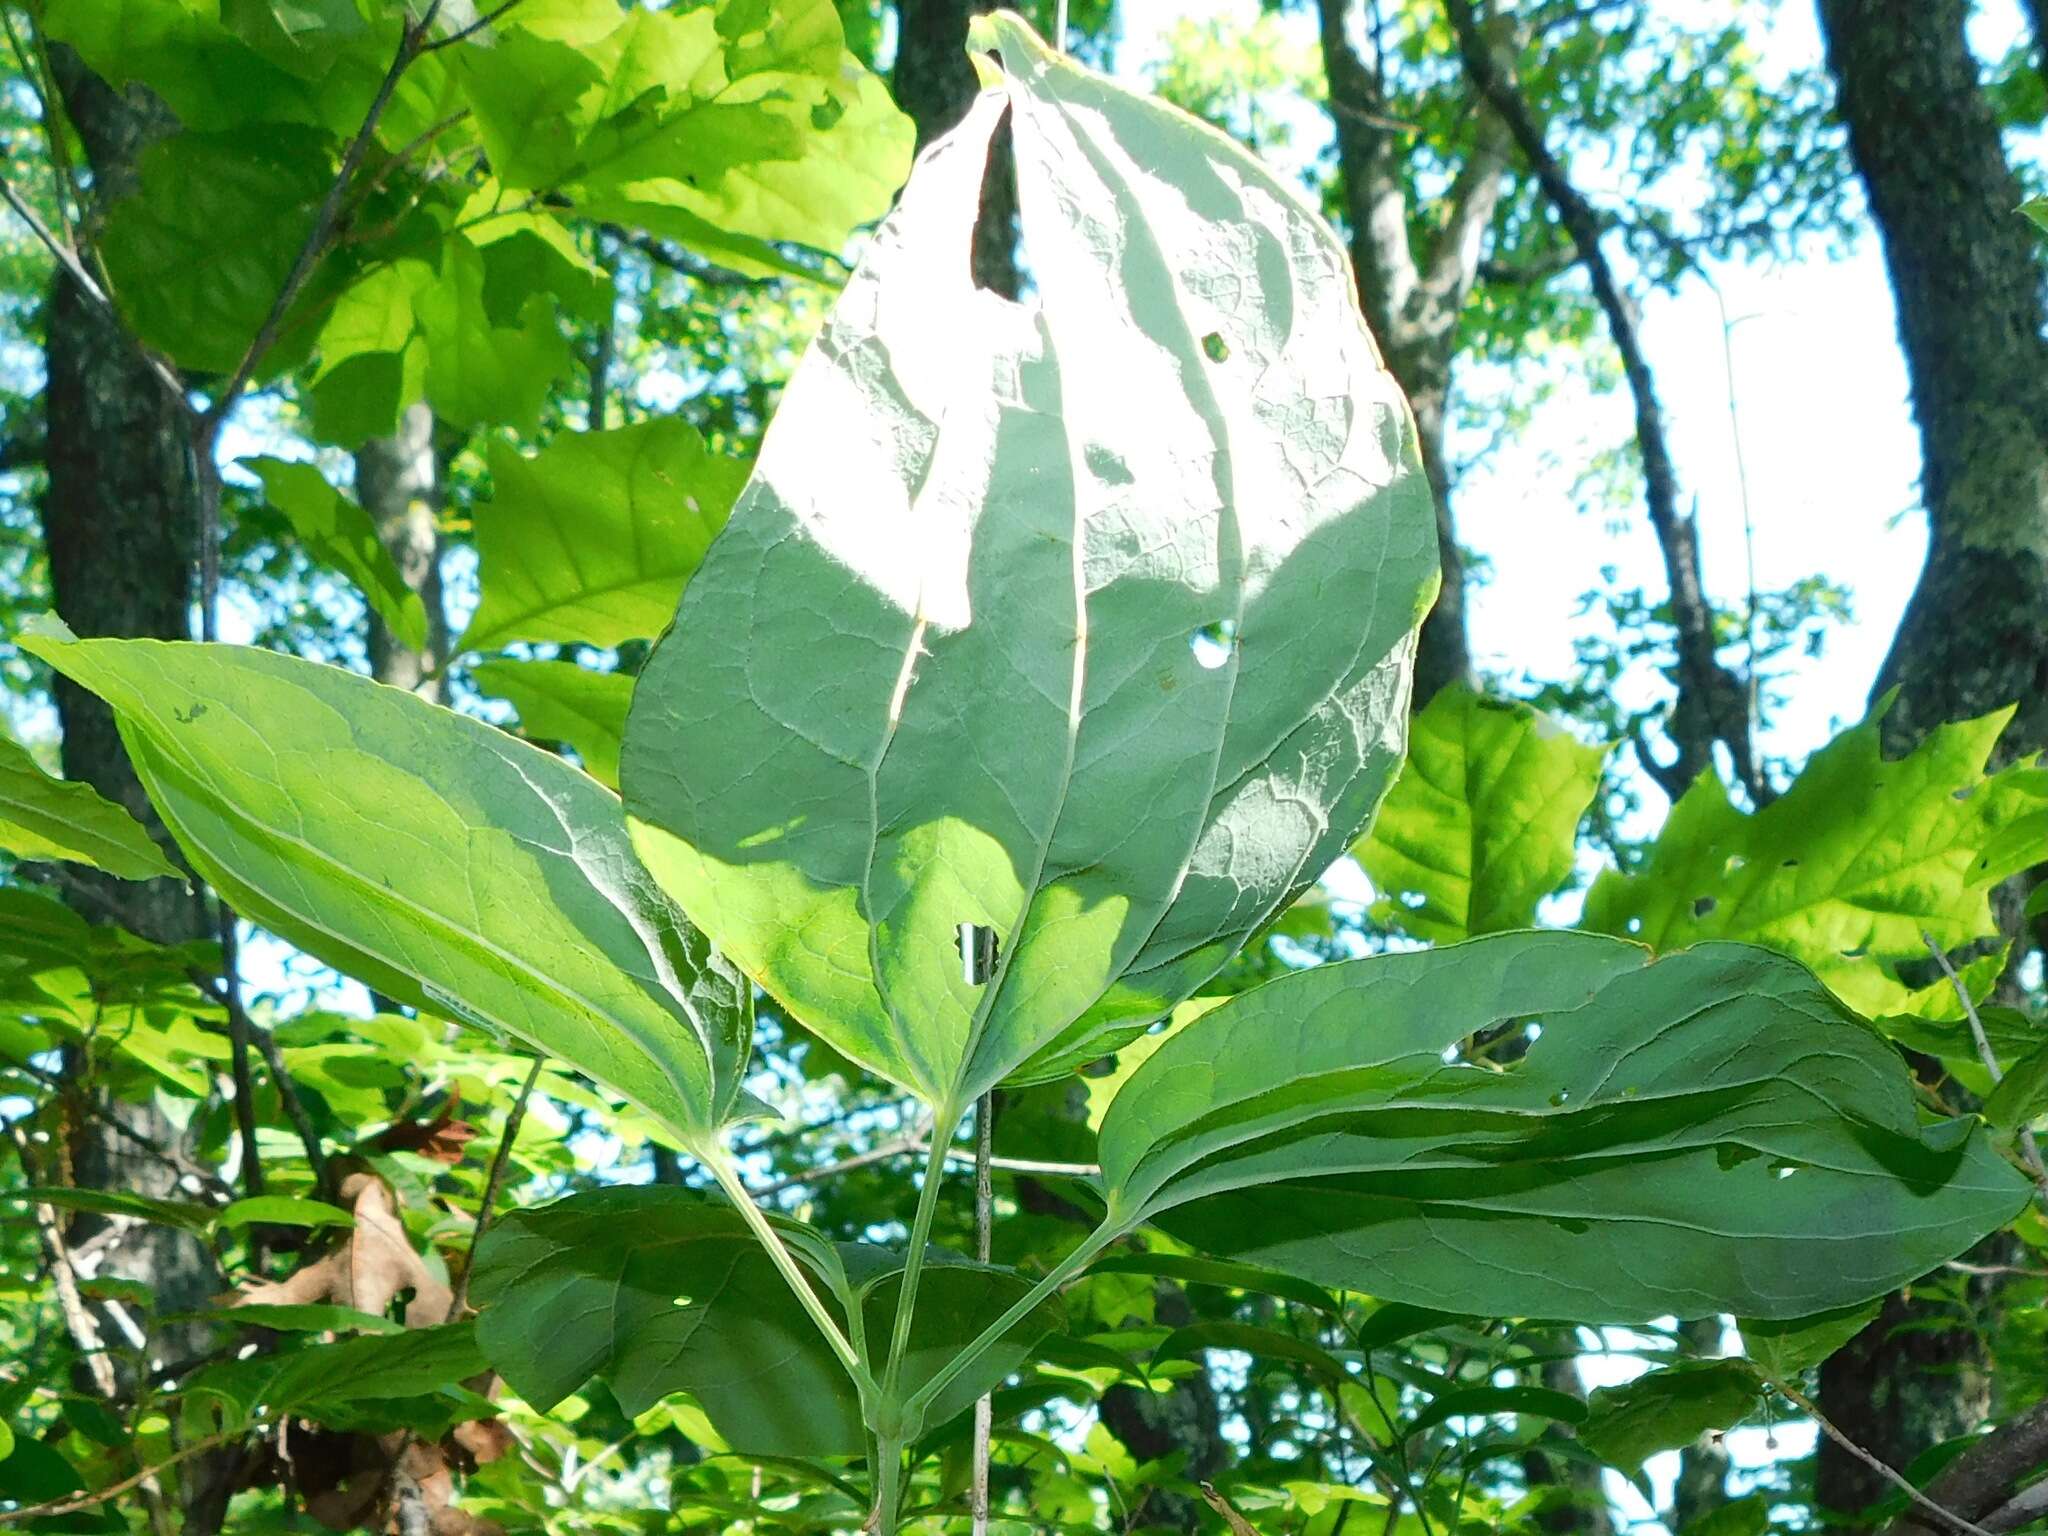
xmin=0 ymin=1430 xmax=243 ymax=1527
xmin=189 ymin=968 xmax=326 ymax=1192
xmin=1922 ymin=932 xmax=2048 ymax=1204
xmin=753 ymin=1133 xmax=923 ymax=1197
xmin=444 ymin=1053 xmax=543 ymax=1321
xmin=9 ymin=1125 xmax=117 ymax=1400
xmin=1884 ymin=1398 xmax=2048 ymax=1536
xmin=216 ymin=909 xmax=263 ymax=1199
xmin=419 ymin=0 xmax=531 ymax=52
xmin=203 ymin=4 xmax=441 ymax=433
xmin=1766 ymin=1376 xmax=1998 ymax=1536
xmin=1441 ymin=0 xmax=1763 ymax=806
xmin=0 ymin=173 xmax=186 ymax=402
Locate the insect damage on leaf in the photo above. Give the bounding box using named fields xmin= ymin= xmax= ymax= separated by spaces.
xmin=620 ymin=11 xmax=1440 ymax=1115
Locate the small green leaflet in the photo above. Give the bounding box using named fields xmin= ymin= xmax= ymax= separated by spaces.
xmin=0 ymin=731 xmax=178 ymax=881
xmin=1577 ymin=1362 xmax=1761 ymax=1470
xmin=1984 ymin=1041 xmax=2048 ymax=1129
xmin=1739 ymin=1301 xmax=1880 ymax=1380
xmin=1355 ymin=685 xmax=1606 ymax=942
xmin=458 ymin=421 xmax=750 ymax=655
xmin=471 ymin=659 xmax=632 ymax=787
xmin=216 ymin=1195 xmax=356 ymax=1230
xmin=22 ymin=619 xmax=751 ymax=1143
xmin=244 ymin=457 xmax=428 ymax=652
xmin=1094 ymin=932 xmax=2029 ymax=1323
xmin=622 ymin=12 xmax=1438 ymax=1111
xmin=1584 ymin=702 xmax=2041 ymax=1019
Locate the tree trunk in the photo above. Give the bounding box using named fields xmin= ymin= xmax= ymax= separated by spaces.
xmin=355 ymin=401 xmax=449 ymax=701
xmin=1810 ymin=1 xmax=2048 ymax=1526
xmin=40 ymin=44 xmax=236 ymax=1533
xmin=1317 ymin=0 xmax=1507 ymax=703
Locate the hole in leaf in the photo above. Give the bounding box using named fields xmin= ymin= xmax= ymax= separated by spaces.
xmin=1190 ymin=619 xmax=1238 ymax=669
xmin=957 ymin=922 xmax=998 ymax=985
xmin=1724 ymin=855 xmax=1746 ymax=874
xmin=1524 ymin=1022 xmax=1543 ymax=1042
xmin=1625 ymin=916 xmax=1643 ymax=935
xmin=1547 ymin=1089 xmax=1571 ymax=1107
xmin=1201 ymin=331 xmax=1230 ymax=363
xmin=1692 ymin=896 xmax=1717 ymax=918
xmin=1780 ymin=858 xmax=1800 ymax=869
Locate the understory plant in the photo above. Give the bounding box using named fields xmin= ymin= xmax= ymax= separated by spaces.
xmin=18 ymin=14 xmax=2035 ymax=1533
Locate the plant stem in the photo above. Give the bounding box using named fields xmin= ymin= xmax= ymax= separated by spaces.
xmin=873 ymin=1437 xmax=904 ymax=1534
xmin=878 ymin=1098 xmax=965 ymax=1406
xmin=899 ymin=1219 xmax=1118 ymax=1423
xmin=698 ymin=1141 xmax=876 ymax=1399
xmin=971 ymin=1092 xmax=994 ymax=1536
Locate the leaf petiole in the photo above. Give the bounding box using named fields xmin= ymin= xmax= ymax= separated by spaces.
xmin=696 ymin=1139 xmax=878 ymax=1402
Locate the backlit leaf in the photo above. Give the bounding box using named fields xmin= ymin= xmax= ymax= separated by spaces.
xmin=471 ymin=659 xmax=632 ymax=787
xmin=245 ymin=457 xmax=429 ymax=652
xmin=0 ymin=732 xmax=178 ymax=881
xmin=458 ymin=420 xmax=748 ymax=655
xmin=1095 ymin=932 xmax=2028 ymax=1323
xmin=1355 ymin=686 xmax=1606 ymax=942
xmin=622 ymin=14 xmax=1437 ymax=1111
xmin=1583 ymin=703 xmax=2040 ymax=1018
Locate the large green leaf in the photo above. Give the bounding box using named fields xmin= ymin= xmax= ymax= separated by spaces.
xmin=457 ymin=420 xmax=749 ymax=655
xmin=471 ymin=1188 xmax=1061 ymax=1453
xmin=1095 ymin=932 xmax=2028 ymax=1323
xmin=245 ymin=457 xmax=429 ymax=652
xmin=21 ymin=622 xmax=750 ymax=1142
xmin=1583 ymin=704 xmax=2041 ymax=1018
xmin=1355 ymin=686 xmax=1605 ymax=942
xmin=0 ymin=733 xmax=177 ymax=881
xmin=471 ymin=659 xmax=632 ymax=787
xmin=622 ymin=12 xmax=1438 ymax=1111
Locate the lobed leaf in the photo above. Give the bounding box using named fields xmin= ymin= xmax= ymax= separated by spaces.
xmin=622 ymin=11 xmax=1437 ymax=1110
xmin=22 ymin=622 xmax=750 ymax=1142
xmin=1096 ymin=932 xmax=2029 ymax=1323
xmin=1355 ymin=686 xmax=1606 ymax=943
xmin=458 ymin=420 xmax=749 ymax=656
xmin=1583 ymin=703 xmax=2041 ymax=1019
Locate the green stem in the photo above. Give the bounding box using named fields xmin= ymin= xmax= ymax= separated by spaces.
xmin=698 ymin=1141 xmax=878 ymax=1401
xmin=879 ymin=1099 xmax=965 ymax=1402
xmin=899 ymin=1218 xmax=1119 ymax=1423
xmin=873 ymin=1436 xmax=904 ymax=1534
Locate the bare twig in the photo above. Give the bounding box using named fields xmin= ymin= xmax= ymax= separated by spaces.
xmin=0 ymin=1430 xmax=243 ymax=1527
xmin=419 ymin=0 xmax=530 ymax=52
xmin=1766 ymin=1375 xmax=1998 ymax=1536
xmin=204 ymin=4 xmax=442 ymax=431
xmin=1441 ymin=0 xmax=1762 ymax=805
xmin=10 ymin=1124 xmax=118 ymax=1399
xmin=189 ymin=968 xmax=326 ymax=1192
xmin=1886 ymin=1399 xmax=2048 ymax=1536
xmin=1198 ymin=1482 xmax=1262 ymax=1536
xmin=1922 ymin=932 xmax=2048 ymax=1204
xmin=216 ymin=909 xmax=263 ymax=1199
xmin=0 ymin=173 xmax=186 ymax=403
xmin=444 ymin=1054 xmax=543 ymax=1321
